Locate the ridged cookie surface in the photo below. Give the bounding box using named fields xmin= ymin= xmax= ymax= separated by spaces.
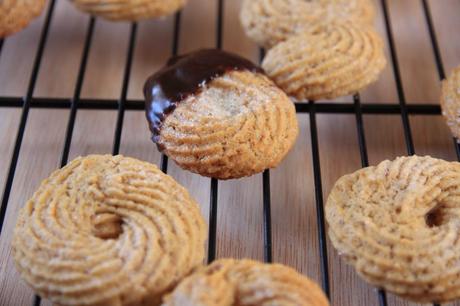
xmin=441 ymin=65 xmax=460 ymax=139
xmin=158 ymin=70 xmax=299 ymax=179
xmin=70 ymin=0 xmax=187 ymax=21
xmin=262 ymin=23 xmax=386 ymax=101
xmin=12 ymin=155 xmax=207 ymax=306
xmin=0 ymin=0 xmax=46 ymax=37
xmin=240 ymin=0 xmax=375 ymax=48
xmin=326 ymin=155 xmax=460 ymax=303
xmin=162 ymin=259 xmax=330 ymax=306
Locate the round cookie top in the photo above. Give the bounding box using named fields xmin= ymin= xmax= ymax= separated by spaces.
xmin=0 ymin=0 xmax=47 ymax=38
xmin=144 ymin=49 xmax=264 ymax=145
xmin=441 ymin=65 xmax=460 ymax=139
xmin=240 ymin=0 xmax=375 ymax=48
xmin=70 ymin=0 xmax=187 ymax=21
xmin=12 ymin=155 xmax=207 ymax=306
xmin=144 ymin=49 xmax=299 ymax=179
xmin=326 ymin=155 xmax=460 ymax=303
xmin=262 ymin=22 xmax=386 ymax=100
xmin=162 ymin=259 xmax=330 ymax=306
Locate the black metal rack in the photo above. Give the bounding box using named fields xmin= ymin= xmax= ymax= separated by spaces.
xmin=0 ymin=0 xmax=456 ymax=305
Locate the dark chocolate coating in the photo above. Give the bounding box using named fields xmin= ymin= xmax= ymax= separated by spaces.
xmin=144 ymin=49 xmax=264 ymax=146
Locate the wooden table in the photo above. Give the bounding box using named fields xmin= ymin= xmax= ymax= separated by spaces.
xmin=1 ymin=0 xmax=460 ymax=305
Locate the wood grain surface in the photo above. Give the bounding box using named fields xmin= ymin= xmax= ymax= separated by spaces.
xmin=1 ymin=0 xmax=460 ymax=305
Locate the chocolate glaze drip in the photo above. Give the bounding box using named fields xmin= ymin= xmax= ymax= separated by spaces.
xmin=144 ymin=49 xmax=264 ymax=147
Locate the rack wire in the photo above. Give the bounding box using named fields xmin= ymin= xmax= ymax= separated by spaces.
xmin=0 ymin=0 xmax=456 ymax=305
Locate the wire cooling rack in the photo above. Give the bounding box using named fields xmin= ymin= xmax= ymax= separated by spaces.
xmin=0 ymin=0 xmax=457 ymax=305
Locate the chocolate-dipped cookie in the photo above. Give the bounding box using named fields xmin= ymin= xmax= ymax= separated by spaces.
xmin=144 ymin=49 xmax=298 ymax=180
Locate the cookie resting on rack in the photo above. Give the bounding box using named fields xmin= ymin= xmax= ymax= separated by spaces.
xmin=240 ymin=0 xmax=375 ymax=48
xmin=0 ymin=0 xmax=47 ymax=37
xmin=70 ymin=0 xmax=187 ymax=21
xmin=162 ymin=258 xmax=330 ymax=306
xmin=441 ymin=65 xmax=460 ymax=139
xmin=144 ymin=49 xmax=299 ymax=180
xmin=262 ymin=22 xmax=386 ymax=101
xmin=326 ymin=155 xmax=460 ymax=303
xmin=12 ymin=155 xmax=207 ymax=306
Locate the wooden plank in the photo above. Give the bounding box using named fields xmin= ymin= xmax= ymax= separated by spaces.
xmin=0 ymin=1 xmax=459 ymax=306
xmin=80 ymin=20 xmax=130 ymax=99
xmin=387 ymin=0 xmax=440 ymax=104
xmin=361 ymin=0 xmax=399 ymax=104
xmin=318 ymin=114 xmax=379 ymax=306
xmin=34 ymin=0 xmax=88 ymax=98
xmin=429 ymin=0 xmax=460 ymax=75
xmin=0 ymin=109 xmax=67 ymax=306
xmin=271 ymin=114 xmax=322 ymax=284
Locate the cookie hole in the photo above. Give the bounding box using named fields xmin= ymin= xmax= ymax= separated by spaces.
xmin=395 ymin=207 xmax=401 ymax=214
xmin=91 ymin=212 xmax=123 ymax=239
xmin=425 ymin=207 xmax=444 ymax=228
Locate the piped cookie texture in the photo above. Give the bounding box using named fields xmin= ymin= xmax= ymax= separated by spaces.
xmin=70 ymin=0 xmax=187 ymax=21
xmin=262 ymin=22 xmax=386 ymax=101
xmin=144 ymin=49 xmax=299 ymax=180
xmin=441 ymin=65 xmax=460 ymax=139
xmin=0 ymin=0 xmax=47 ymax=38
xmin=162 ymin=259 xmax=330 ymax=306
xmin=12 ymin=155 xmax=207 ymax=306
xmin=240 ymin=0 xmax=375 ymax=48
xmin=325 ymin=155 xmax=460 ymax=303
xmin=144 ymin=49 xmax=264 ymax=146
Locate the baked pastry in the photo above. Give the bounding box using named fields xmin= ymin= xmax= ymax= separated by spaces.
xmin=240 ymin=0 xmax=375 ymax=48
xmin=262 ymin=22 xmax=386 ymax=101
xmin=326 ymin=155 xmax=460 ymax=303
xmin=144 ymin=49 xmax=299 ymax=180
xmin=162 ymin=258 xmax=330 ymax=306
xmin=0 ymin=0 xmax=47 ymax=38
xmin=70 ymin=0 xmax=187 ymax=21
xmin=441 ymin=65 xmax=460 ymax=139
xmin=12 ymin=155 xmax=207 ymax=306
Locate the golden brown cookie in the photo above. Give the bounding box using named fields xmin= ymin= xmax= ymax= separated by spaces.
xmin=70 ymin=0 xmax=187 ymax=21
xmin=162 ymin=259 xmax=330 ymax=306
xmin=262 ymin=22 xmax=386 ymax=101
xmin=144 ymin=50 xmax=299 ymax=180
xmin=326 ymin=155 xmax=460 ymax=303
xmin=240 ymin=0 xmax=375 ymax=48
xmin=12 ymin=155 xmax=207 ymax=306
xmin=0 ymin=0 xmax=47 ymax=38
xmin=441 ymin=65 xmax=460 ymax=139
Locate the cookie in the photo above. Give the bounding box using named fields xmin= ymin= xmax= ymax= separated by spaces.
xmin=144 ymin=49 xmax=299 ymax=180
xmin=326 ymin=155 xmax=460 ymax=303
xmin=240 ymin=0 xmax=375 ymax=48
xmin=441 ymin=65 xmax=460 ymax=139
xmin=262 ymin=22 xmax=386 ymax=101
xmin=70 ymin=0 xmax=187 ymax=21
xmin=12 ymin=155 xmax=207 ymax=306
xmin=0 ymin=0 xmax=47 ymax=38
xmin=162 ymin=259 xmax=330 ymax=306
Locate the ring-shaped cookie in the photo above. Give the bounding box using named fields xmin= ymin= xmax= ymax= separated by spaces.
xmin=13 ymin=155 xmax=207 ymax=306
xmin=326 ymin=155 xmax=460 ymax=303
